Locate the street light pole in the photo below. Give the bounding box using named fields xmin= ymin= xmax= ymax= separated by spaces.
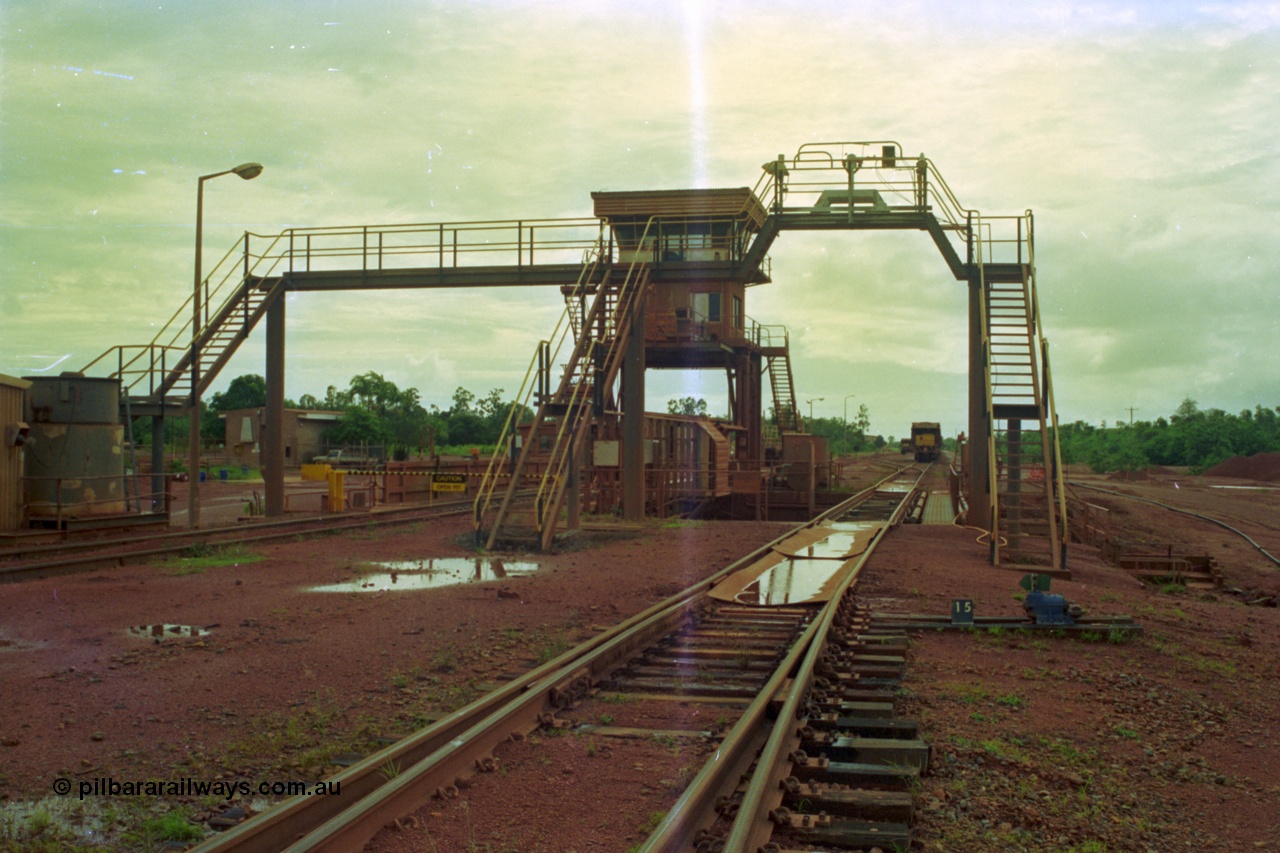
xmin=189 ymin=162 xmax=263 ymax=529
xmin=805 ymin=397 xmax=824 ymax=429
xmin=843 ymin=393 xmax=857 ymax=441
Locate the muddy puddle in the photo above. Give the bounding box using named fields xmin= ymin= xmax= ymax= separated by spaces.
xmin=309 ymin=557 xmax=539 ymax=593
xmin=127 ymin=624 xmax=211 ymax=641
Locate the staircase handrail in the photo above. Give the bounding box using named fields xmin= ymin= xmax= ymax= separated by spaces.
xmin=80 ymin=229 xmax=295 ymax=394
xmin=472 ymin=234 xmax=609 ymax=526
xmin=1025 ymin=214 xmax=1070 ymax=562
xmin=974 ymin=214 xmax=1002 ymax=563
xmin=529 ymin=226 xmax=656 ymax=534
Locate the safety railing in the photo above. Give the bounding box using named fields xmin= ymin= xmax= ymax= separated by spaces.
xmin=750 ymin=140 xmax=1033 ymax=267
xmin=81 ymin=229 xmax=295 ymax=398
xmin=747 ymin=320 xmax=789 ymax=351
xmin=280 ymin=218 xmax=603 ymax=274
xmin=81 ymin=343 xmax=185 ymax=399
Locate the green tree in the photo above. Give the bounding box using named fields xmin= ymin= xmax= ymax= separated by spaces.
xmin=667 ymin=397 xmax=708 ymax=416
xmin=208 ymin=374 xmax=267 ymax=413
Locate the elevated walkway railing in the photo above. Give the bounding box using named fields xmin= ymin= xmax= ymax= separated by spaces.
xmin=279 ymin=218 xmax=604 ymax=274
xmin=751 ymin=140 xmax=1032 ymax=268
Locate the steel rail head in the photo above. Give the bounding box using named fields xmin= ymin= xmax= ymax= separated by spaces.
xmin=640 ymin=475 xmax=919 ymax=853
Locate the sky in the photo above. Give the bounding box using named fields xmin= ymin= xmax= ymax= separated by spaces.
xmin=2 ymin=0 xmax=1277 ymax=440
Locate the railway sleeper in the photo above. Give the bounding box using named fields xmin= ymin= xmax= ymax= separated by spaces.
xmin=770 ymin=816 xmax=912 ymax=851
xmin=804 ymin=715 xmax=920 ymax=739
xmin=623 ymin=663 xmax=775 ymax=680
xmin=635 ymin=654 xmax=781 ymax=673
xmin=796 ymin=735 xmax=930 ymax=772
xmin=680 ymin=627 xmax=799 ymax=642
xmin=808 ymin=686 xmax=901 ymax=706
xmin=834 ymin=633 xmax=909 ymax=649
xmin=788 ymin=756 xmax=920 ymax=791
xmin=780 ymin=781 xmax=915 ymax=823
xmin=601 ymin=677 xmax=764 ymax=698
xmin=655 ymin=644 xmax=785 ymax=659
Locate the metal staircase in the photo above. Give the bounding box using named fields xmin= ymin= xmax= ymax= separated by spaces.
xmin=757 ymin=324 xmax=802 ymax=432
xmin=977 ymin=224 xmax=1065 ymax=569
xmin=81 ymin=234 xmax=287 ymax=416
xmin=475 ymin=223 xmax=655 ymax=550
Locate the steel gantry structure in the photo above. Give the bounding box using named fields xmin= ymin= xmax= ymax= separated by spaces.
xmin=83 ymin=141 xmax=1067 ymax=569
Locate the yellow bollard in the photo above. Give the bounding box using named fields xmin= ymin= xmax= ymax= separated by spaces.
xmin=327 ymin=470 xmax=344 ymax=512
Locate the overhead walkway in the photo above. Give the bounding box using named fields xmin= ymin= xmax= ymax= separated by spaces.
xmin=79 ymin=139 xmax=1067 ymax=568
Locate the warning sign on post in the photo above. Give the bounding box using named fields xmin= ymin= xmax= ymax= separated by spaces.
xmin=431 ymin=473 xmax=467 ymax=493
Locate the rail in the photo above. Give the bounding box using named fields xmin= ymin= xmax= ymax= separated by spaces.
xmin=190 ymin=466 xmax=922 ymax=852
xmin=643 ymin=466 xmax=924 ymax=850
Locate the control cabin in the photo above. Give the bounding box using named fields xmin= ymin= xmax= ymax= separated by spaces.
xmin=592 ymin=188 xmax=768 ymax=367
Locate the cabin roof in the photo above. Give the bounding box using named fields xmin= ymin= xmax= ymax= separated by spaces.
xmin=591 ymin=187 xmax=767 ymax=230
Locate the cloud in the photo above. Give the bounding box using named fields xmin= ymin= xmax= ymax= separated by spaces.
xmin=2 ymin=0 xmax=1276 ymax=438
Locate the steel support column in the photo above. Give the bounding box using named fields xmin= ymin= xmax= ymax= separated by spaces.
xmin=621 ymin=292 xmax=647 ymax=522
xmin=151 ymin=415 xmax=166 ymax=512
xmin=967 ymin=272 xmax=991 ymax=533
xmin=264 ymin=296 xmax=286 ymax=517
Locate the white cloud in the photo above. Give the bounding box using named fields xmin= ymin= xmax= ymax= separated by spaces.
xmin=2 ymin=0 xmax=1276 ymax=436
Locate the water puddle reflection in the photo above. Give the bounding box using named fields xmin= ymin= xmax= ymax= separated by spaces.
xmin=128 ymin=624 xmax=211 ymax=641
xmin=730 ymin=556 xmax=854 ymax=606
xmin=310 ymin=557 xmax=539 ymax=593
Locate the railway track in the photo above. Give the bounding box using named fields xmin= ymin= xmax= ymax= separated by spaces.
xmin=189 ymin=465 xmax=928 ymax=853
xmin=0 ymin=496 xmax=488 ymax=583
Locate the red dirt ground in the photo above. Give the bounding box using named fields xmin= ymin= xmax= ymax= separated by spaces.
xmin=1 ymin=459 xmax=1278 ymax=851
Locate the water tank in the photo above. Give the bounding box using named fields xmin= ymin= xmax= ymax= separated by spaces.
xmin=23 ymin=375 xmax=126 ymax=519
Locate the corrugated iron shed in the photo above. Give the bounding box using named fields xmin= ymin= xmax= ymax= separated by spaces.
xmin=0 ymin=374 xmax=32 ymax=530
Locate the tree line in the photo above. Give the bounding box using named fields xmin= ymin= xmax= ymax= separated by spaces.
xmin=129 ymin=372 xmax=530 ymax=457
xmin=1058 ymin=398 xmax=1280 ymax=473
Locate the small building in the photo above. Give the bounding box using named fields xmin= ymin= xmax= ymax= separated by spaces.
xmin=220 ymin=408 xmax=343 ymax=469
xmin=1 ymin=374 xmax=31 ymax=530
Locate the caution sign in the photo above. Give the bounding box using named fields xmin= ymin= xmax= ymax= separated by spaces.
xmin=431 ymin=473 xmax=467 ymax=493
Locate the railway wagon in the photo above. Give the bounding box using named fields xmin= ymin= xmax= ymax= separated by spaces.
xmin=910 ymin=422 xmax=942 ymax=463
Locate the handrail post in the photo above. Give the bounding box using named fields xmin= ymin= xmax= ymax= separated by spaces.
xmin=517 ymin=221 xmax=523 ymax=268
xmin=966 ymin=211 xmax=973 ymax=268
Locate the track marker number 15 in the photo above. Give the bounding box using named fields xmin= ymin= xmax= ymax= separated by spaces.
xmin=950 ymin=598 xmax=974 ymax=624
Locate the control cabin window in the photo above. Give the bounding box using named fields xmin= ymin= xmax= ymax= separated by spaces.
xmin=692 ymin=292 xmax=721 ymax=323
xmin=732 ymin=295 xmax=743 ymax=330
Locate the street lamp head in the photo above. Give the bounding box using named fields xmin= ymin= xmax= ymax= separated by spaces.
xmin=231 ymin=162 xmax=264 ymax=180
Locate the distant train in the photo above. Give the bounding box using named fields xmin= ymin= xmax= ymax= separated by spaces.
xmin=909 ymin=422 xmax=943 ymax=463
